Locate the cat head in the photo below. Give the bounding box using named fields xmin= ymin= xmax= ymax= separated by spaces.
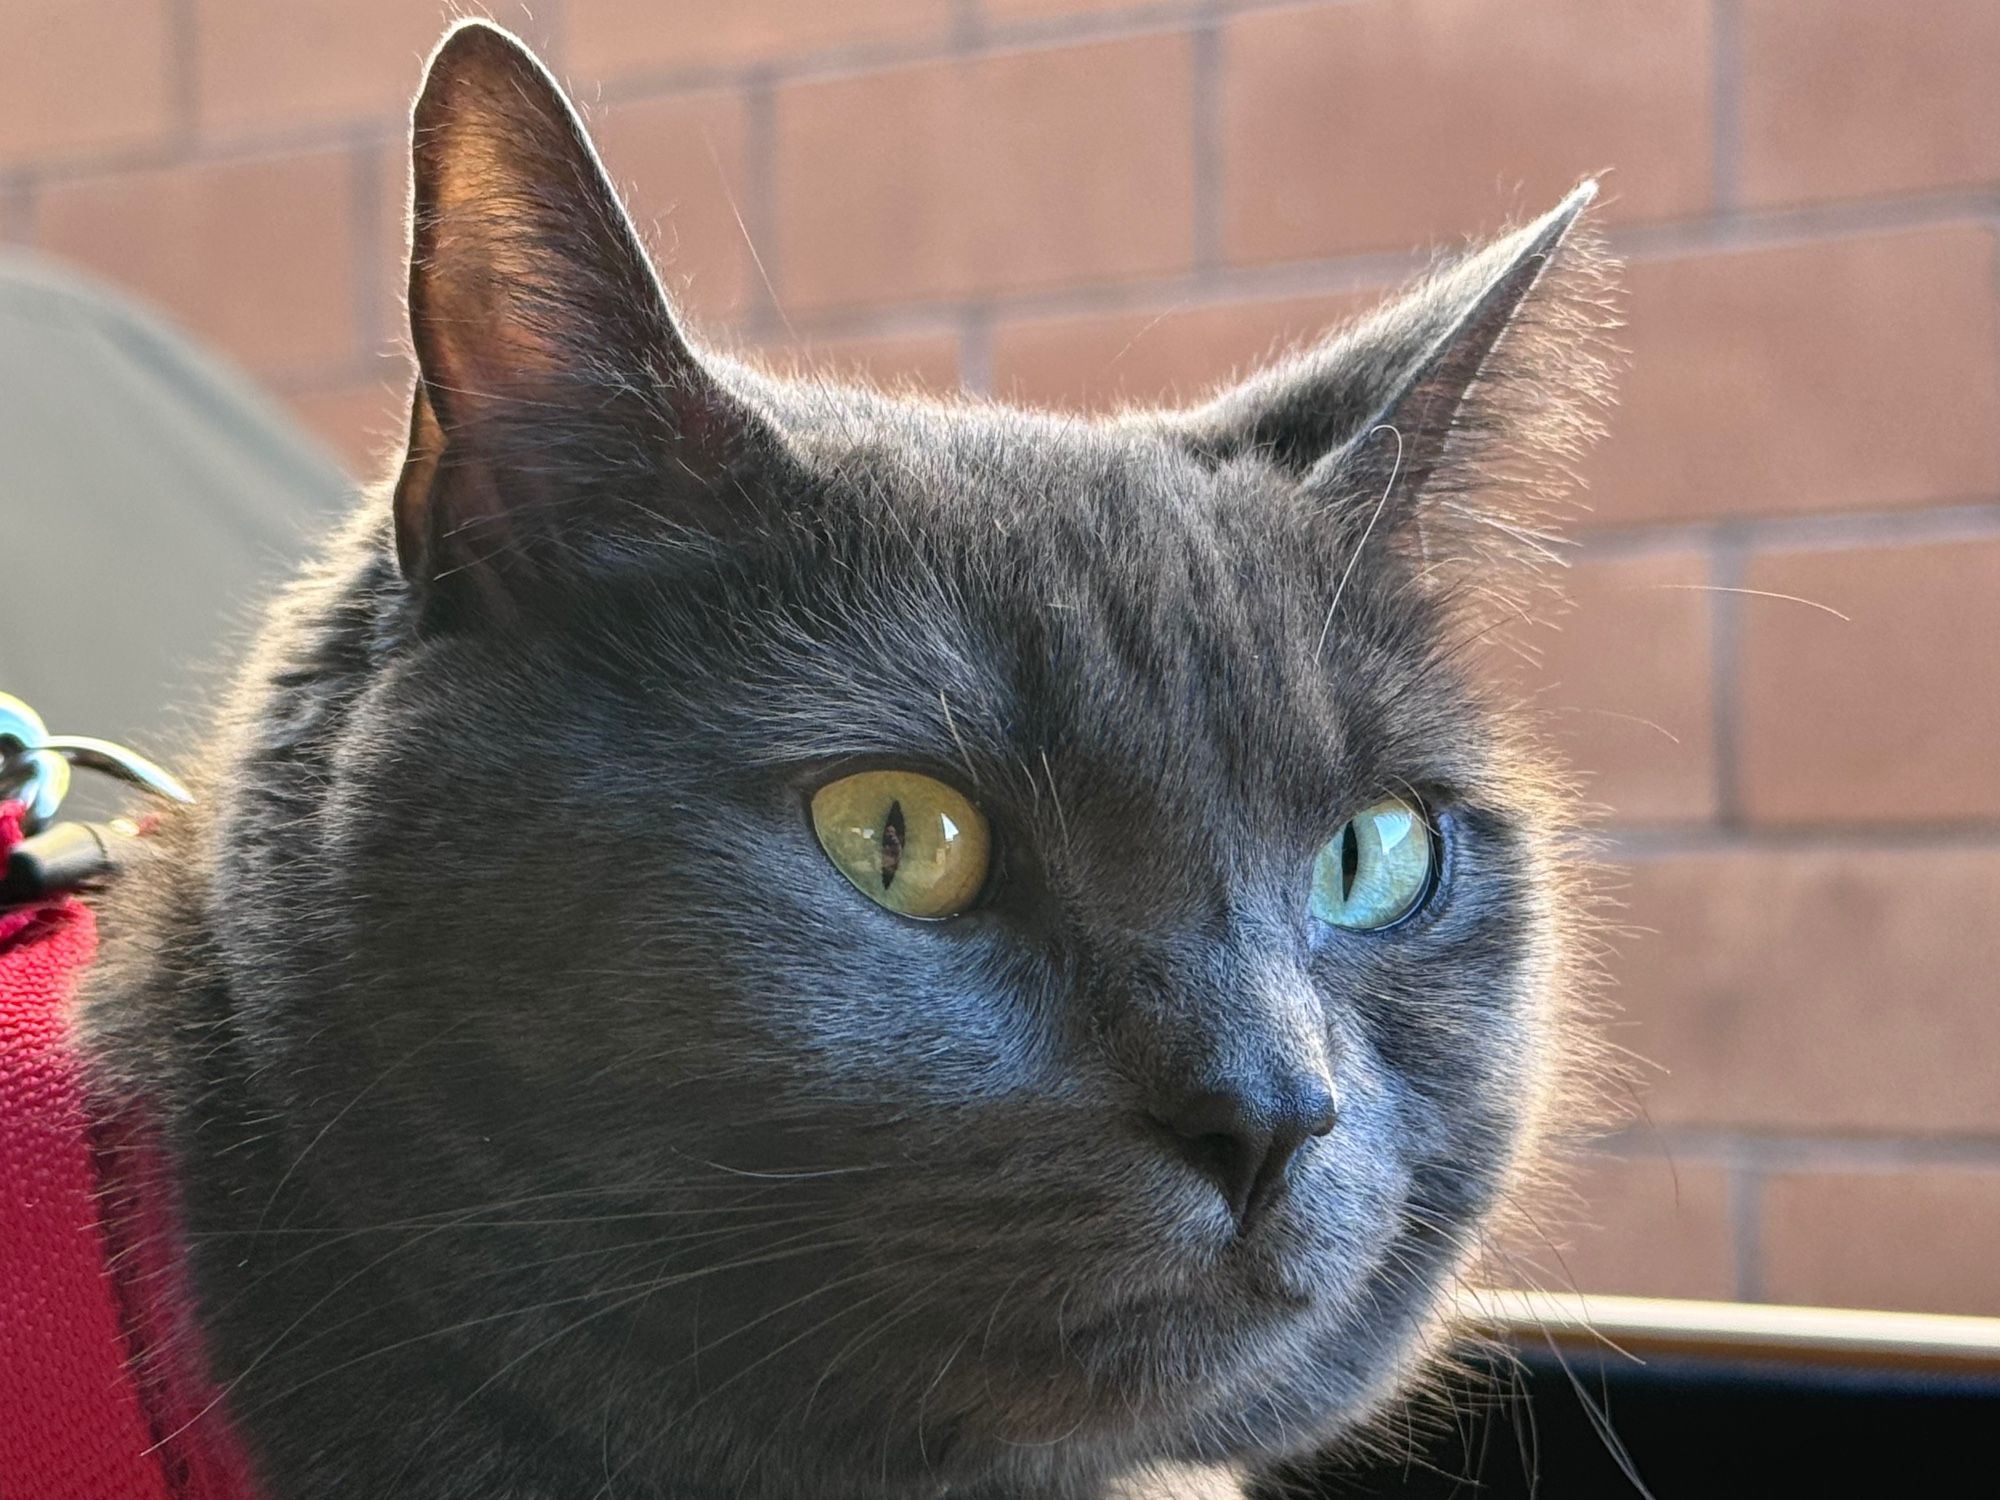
xmin=222 ymin=19 xmax=1615 ymax=1496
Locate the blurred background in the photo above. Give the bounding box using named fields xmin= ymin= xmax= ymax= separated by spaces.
xmin=3 ymin=1 xmax=1995 ymax=1317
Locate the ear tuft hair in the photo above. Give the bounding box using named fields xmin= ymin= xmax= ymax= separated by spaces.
xmin=1176 ymin=184 xmax=1623 ymax=633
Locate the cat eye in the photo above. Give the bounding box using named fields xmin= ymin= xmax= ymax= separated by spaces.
xmin=1309 ymin=796 xmax=1436 ymax=931
xmin=810 ymin=770 xmax=992 ymax=920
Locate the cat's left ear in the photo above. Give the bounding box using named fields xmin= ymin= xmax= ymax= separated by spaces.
xmin=394 ymin=20 xmax=783 ymax=619
xmin=1172 ymin=182 xmax=1614 ymax=533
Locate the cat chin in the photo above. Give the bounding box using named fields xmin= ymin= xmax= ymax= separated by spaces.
xmin=614 ymin=1254 xmax=1426 ymax=1499
xmin=919 ymin=1249 xmax=1443 ymax=1476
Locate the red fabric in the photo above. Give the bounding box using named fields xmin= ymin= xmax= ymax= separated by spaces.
xmin=0 ymin=803 xmax=261 ymax=1499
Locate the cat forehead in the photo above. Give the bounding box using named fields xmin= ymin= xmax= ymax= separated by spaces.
xmin=706 ymin=390 xmax=1405 ymax=691
xmin=772 ymin=389 xmax=1305 ymax=559
xmin=604 ymin=421 xmax=1459 ymax=803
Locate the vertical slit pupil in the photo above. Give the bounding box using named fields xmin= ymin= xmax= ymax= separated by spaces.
xmin=881 ymin=800 xmax=905 ymax=890
xmin=1340 ymin=821 xmax=1360 ymax=902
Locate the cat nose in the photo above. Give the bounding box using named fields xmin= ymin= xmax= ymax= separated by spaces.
xmin=1150 ymin=1072 xmax=1338 ymax=1231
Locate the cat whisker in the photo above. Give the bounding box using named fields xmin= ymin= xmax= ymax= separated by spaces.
xmin=390 ymin=1232 xmax=889 ymax=1491
xmin=1551 ymin=704 xmax=1684 ymax=745
xmin=591 ymin=1257 xmax=955 ymax=1495
xmin=1316 ymin=423 xmax=1404 ymax=661
xmin=212 ymin=1230 xmax=878 ymax=1472
xmin=1039 ymin=748 xmax=1072 ymax=854
xmin=189 ymin=1190 xmax=844 ymax=1322
xmin=661 ymin=1145 xmax=900 ymax=1181
xmin=798 ymin=1265 xmax=956 ymax=1424
xmin=247 ymin=1013 xmax=478 ymax=1236
xmin=1642 ymin=581 xmax=1851 ymax=620
xmin=912 ymin=1325 xmax=975 ymax=1478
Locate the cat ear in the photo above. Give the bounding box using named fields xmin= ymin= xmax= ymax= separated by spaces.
xmin=394 ymin=20 xmax=778 ymax=616
xmin=1175 ymin=182 xmax=1614 ymax=541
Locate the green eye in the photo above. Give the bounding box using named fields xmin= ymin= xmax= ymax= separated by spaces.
xmin=1310 ymin=796 xmax=1435 ymax=931
xmin=811 ymin=770 xmax=991 ymax=919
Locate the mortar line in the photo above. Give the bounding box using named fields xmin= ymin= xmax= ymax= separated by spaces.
xmin=950 ymin=0 xmax=984 ymax=51
xmin=1991 ymin=219 xmax=2000 ymax=488
xmin=1189 ymin=7 xmax=1225 ymax=278
xmin=166 ymin=0 xmax=201 ymax=149
xmin=1707 ymin=534 xmax=1747 ymax=828
xmin=1573 ymin=499 xmax=2000 ymax=561
xmin=1599 ymin=1128 xmax=2000 ymax=1168
xmin=1710 ymin=0 xmax=1744 ymax=217
xmin=981 ymin=1 xmax=1210 ymax=50
xmin=1727 ymin=1154 xmax=1764 ymax=1301
xmin=593 ymin=5 xmax=1210 ymax=103
xmin=957 ymin=304 xmax=995 ymax=396
xmin=737 ymin=65 xmax=783 ymax=338
xmin=1602 ymin=821 xmax=2000 ymax=858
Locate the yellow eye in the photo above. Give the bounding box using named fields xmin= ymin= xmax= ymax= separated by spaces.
xmin=1310 ymin=796 xmax=1435 ymax=931
xmin=810 ymin=770 xmax=991 ymax=919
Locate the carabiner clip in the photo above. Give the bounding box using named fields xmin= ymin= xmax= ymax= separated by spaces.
xmin=0 ymin=692 xmax=193 ymax=834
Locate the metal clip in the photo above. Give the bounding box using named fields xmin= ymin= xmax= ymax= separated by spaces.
xmin=0 ymin=691 xmax=193 ymax=834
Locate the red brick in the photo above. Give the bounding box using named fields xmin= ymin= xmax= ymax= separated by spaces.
xmin=1736 ymin=538 xmax=2000 ymax=825
xmin=1503 ymin=1154 xmax=1736 ymax=1302
xmin=590 ymin=92 xmax=755 ymax=323
xmin=192 ymin=2 xmax=554 ymax=136
xmin=1592 ymin=229 xmax=2000 ymax=525
xmin=992 ymin=290 xmax=1379 ymax=413
xmin=1527 ymin=551 xmax=1718 ymax=826
xmin=1763 ymin=1169 xmax=2000 ymax=1316
xmin=36 ymin=150 xmax=361 ymax=376
xmin=1220 ymin=0 xmax=1710 ymax=267
xmin=1612 ymin=848 xmax=2000 ymax=1134
xmin=750 ymin=328 xmax=961 ymax=395
xmin=1742 ymin=0 xmax=2000 ymax=208
xmin=774 ymin=36 xmax=1196 ymax=310
xmin=569 ymin=0 xmax=946 ymax=78
xmin=285 ymin=377 xmax=407 ymax=478
xmin=1 ymin=1 xmax=174 ymax=166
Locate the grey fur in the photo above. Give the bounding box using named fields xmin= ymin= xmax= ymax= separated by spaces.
xmin=81 ymin=20 xmax=1619 ymax=1500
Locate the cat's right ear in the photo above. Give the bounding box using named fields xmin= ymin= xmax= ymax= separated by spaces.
xmin=1166 ymin=186 xmax=1616 ymax=570
xmin=395 ymin=21 xmax=781 ymax=621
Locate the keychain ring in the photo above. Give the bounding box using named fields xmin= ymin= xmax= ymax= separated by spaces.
xmin=0 ymin=694 xmax=71 ymax=834
xmin=0 ymin=692 xmax=192 ymax=835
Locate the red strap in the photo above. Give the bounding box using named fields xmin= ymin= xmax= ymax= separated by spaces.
xmin=0 ymin=804 xmax=261 ymax=1499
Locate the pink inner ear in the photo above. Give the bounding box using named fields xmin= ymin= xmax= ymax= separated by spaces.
xmin=418 ymin=133 xmax=577 ymax=392
xmin=392 ymin=16 xmax=783 ymax=605
xmin=394 ymin=370 xmax=521 ymax=615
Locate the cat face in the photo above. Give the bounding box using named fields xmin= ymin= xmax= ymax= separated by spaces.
xmin=214 ymin=21 xmax=1612 ymax=1496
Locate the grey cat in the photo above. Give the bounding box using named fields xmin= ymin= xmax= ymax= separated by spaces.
xmin=83 ymin=19 xmax=1616 ymax=1500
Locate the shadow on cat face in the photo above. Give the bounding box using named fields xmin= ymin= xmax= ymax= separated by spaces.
xmin=167 ymin=19 xmax=1619 ymax=1498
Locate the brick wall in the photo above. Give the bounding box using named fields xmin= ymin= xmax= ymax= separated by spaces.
xmin=7 ymin=1 xmax=1997 ymax=1315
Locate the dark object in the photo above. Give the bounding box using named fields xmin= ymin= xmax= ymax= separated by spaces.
xmin=1266 ymin=1317 xmax=2000 ymax=1498
xmin=0 ymin=691 xmax=192 ymax=896
xmin=0 ymin=691 xmax=194 ymax=833
xmin=0 ymin=819 xmax=143 ymax=901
